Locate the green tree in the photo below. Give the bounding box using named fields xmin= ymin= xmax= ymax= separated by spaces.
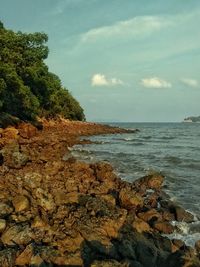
xmin=0 ymin=21 xmax=85 ymax=121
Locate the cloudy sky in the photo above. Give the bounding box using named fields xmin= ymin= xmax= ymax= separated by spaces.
xmin=1 ymin=0 xmax=200 ymax=122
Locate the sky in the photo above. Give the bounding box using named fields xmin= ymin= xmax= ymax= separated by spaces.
xmin=0 ymin=0 xmax=200 ymax=122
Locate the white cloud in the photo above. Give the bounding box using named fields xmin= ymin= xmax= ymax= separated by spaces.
xmin=91 ymin=74 xmax=124 ymax=87
xmin=181 ymin=78 xmax=198 ymax=87
xmin=81 ymin=16 xmax=172 ymax=43
xmin=141 ymin=77 xmax=172 ymax=88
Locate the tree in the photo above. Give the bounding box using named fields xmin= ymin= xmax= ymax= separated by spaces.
xmin=0 ymin=22 xmax=85 ymax=121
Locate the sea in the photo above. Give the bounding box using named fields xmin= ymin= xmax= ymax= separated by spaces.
xmin=70 ymin=122 xmax=200 ymax=247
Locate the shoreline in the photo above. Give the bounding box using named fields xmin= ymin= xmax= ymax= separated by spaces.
xmin=0 ymin=119 xmax=200 ymax=266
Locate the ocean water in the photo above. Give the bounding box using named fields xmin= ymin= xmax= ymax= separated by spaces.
xmin=71 ymin=122 xmax=200 ymax=246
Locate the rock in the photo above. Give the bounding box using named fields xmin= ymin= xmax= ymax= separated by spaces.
xmin=31 ymin=216 xmax=46 ymax=228
xmin=160 ymin=201 xmax=194 ymax=223
xmin=119 ymin=188 xmax=143 ymax=209
xmin=195 ymin=240 xmax=200 ymax=255
xmin=0 ymin=202 xmax=13 ymax=217
xmin=18 ymin=122 xmax=38 ymax=138
xmin=0 ymin=219 xmax=6 ymax=233
xmin=138 ymin=209 xmax=162 ymax=223
xmin=12 ymin=195 xmax=29 ymax=212
xmin=171 ymin=239 xmax=185 ymax=253
xmin=15 ymin=244 xmax=34 ymax=266
xmin=1 ymin=224 xmax=32 ymax=246
xmin=132 ymin=217 xmax=151 ymax=233
xmin=91 ymin=260 xmax=129 ymax=267
xmin=174 ymin=205 xmax=194 ymax=223
xmin=30 ymin=254 xmax=44 ymax=266
xmin=35 ymin=188 xmax=55 ymax=211
xmin=101 ymin=194 xmax=116 ymax=206
xmin=153 ymin=222 xmax=174 ymax=234
xmin=0 ymin=248 xmax=16 ymax=267
xmin=1 ymin=142 xmax=29 ymax=168
xmin=135 ymin=173 xmax=164 ymax=191
xmin=57 ymin=233 xmax=84 ymax=253
xmin=52 ymin=251 xmax=83 ymax=266
xmin=2 ymin=127 xmax=19 ymax=140
xmin=136 ymin=240 xmax=157 ymax=267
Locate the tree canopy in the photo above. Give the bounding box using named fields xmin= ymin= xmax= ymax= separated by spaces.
xmin=0 ymin=21 xmax=85 ymax=121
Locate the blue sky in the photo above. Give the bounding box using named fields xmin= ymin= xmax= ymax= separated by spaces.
xmin=1 ymin=0 xmax=200 ymax=122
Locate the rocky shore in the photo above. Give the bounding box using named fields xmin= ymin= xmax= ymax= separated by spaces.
xmin=0 ymin=119 xmax=200 ymax=267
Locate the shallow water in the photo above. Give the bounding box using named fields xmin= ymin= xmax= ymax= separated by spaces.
xmin=71 ymin=122 xmax=200 ymax=246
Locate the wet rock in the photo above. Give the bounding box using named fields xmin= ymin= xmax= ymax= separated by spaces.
xmin=174 ymin=205 xmax=194 ymax=223
xmin=153 ymin=221 xmax=174 ymax=234
xmin=0 ymin=219 xmax=6 ymax=233
xmin=12 ymin=195 xmax=29 ymax=212
xmin=1 ymin=224 xmax=32 ymax=246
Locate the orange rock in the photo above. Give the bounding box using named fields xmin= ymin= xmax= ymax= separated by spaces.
xmin=2 ymin=127 xmax=19 ymax=140
xmin=0 ymin=219 xmax=6 ymax=233
xmin=18 ymin=123 xmax=38 ymax=139
xmin=138 ymin=209 xmax=162 ymax=223
xmin=119 ymin=188 xmax=143 ymax=209
xmin=12 ymin=196 xmax=29 ymax=212
xmin=15 ymin=244 xmax=34 ymax=266
xmin=132 ymin=217 xmax=151 ymax=233
xmin=153 ymin=221 xmax=174 ymax=234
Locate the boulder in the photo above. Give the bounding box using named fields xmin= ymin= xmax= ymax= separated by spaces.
xmin=153 ymin=221 xmax=174 ymax=234
xmin=138 ymin=209 xmax=162 ymax=223
xmin=174 ymin=205 xmax=194 ymax=223
xmin=134 ymin=173 xmax=164 ymax=191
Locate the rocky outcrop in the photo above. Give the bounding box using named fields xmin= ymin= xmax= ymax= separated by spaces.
xmin=0 ymin=120 xmax=199 ymax=266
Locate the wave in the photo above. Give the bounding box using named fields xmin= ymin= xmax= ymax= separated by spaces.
xmin=164 ymin=156 xmax=182 ymax=164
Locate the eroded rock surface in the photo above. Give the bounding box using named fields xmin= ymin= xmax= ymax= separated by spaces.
xmin=0 ymin=120 xmax=199 ymax=266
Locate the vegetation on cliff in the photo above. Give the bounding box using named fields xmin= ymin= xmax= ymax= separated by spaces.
xmin=184 ymin=116 xmax=200 ymax=122
xmin=0 ymin=21 xmax=85 ymax=122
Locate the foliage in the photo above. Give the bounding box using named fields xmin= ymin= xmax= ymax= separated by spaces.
xmin=0 ymin=20 xmax=85 ymax=121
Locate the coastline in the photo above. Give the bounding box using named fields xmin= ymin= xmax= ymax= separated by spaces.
xmin=0 ymin=119 xmax=200 ymax=266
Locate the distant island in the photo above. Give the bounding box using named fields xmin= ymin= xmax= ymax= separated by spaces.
xmin=183 ymin=116 xmax=200 ymax=122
